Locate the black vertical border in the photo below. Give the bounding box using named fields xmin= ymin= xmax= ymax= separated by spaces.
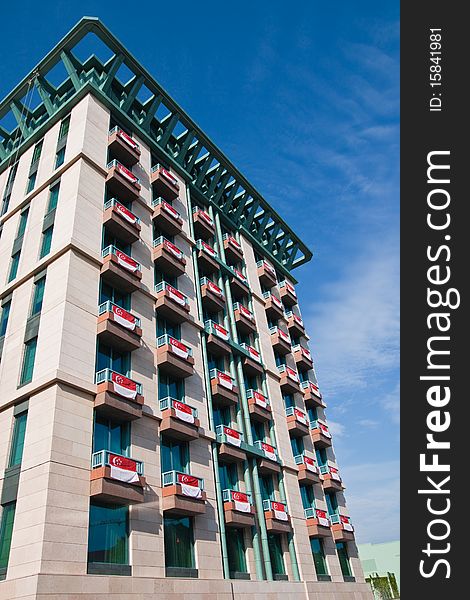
xmin=401 ymin=4 xmax=466 ymax=599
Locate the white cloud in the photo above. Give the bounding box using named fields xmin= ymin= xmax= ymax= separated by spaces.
xmin=382 ymin=382 xmax=400 ymax=425
xmin=357 ymin=419 xmax=380 ymax=428
xmin=328 ymin=420 xmax=346 ymax=438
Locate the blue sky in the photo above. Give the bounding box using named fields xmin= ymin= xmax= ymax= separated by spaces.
xmin=1 ymin=1 xmax=399 ymax=544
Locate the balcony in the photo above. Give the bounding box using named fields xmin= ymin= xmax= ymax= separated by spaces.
xmin=204 ymin=320 xmax=231 ymax=355
xmin=240 ymin=343 xmax=264 ymax=376
xmin=263 ymin=291 xmax=285 ymax=321
xmin=216 ymin=425 xmax=246 ymax=463
xmin=90 ymin=450 xmax=145 ymax=505
xmin=151 ymin=164 xmax=180 ymax=200
xmin=330 ymin=514 xmax=355 ymax=542
xmin=200 ymin=277 xmax=225 ymax=313
xmin=155 ymin=282 xmax=191 ymax=323
xmin=294 ymin=453 xmax=320 ymax=485
xmin=279 ymin=280 xmax=297 ymax=307
xmin=210 ymin=369 xmax=239 ymax=406
xmin=152 ymin=197 xmax=183 ymax=236
xmin=233 ymin=302 xmax=256 ymax=334
xmin=246 ymin=389 xmax=272 ymax=422
xmin=305 ymin=508 xmax=331 ymax=538
xmin=263 ymin=500 xmax=292 ymax=534
xmin=97 ymin=301 xmax=142 ymax=352
xmin=152 ymin=236 xmax=186 ymax=277
xmin=256 ymin=259 xmax=277 ymax=288
xmin=106 ymin=159 xmax=141 ymax=200
xmin=301 ymin=380 xmax=326 ymax=408
xmin=293 ymin=344 xmax=313 ymax=371
xmin=160 ymin=397 xmax=200 ymax=441
xmin=223 ymin=489 xmax=255 ymax=528
xmin=156 ymin=334 xmax=194 ymax=378
xmin=285 ymin=311 xmax=306 ymax=338
xmin=196 ymin=239 xmax=219 ymax=275
xmin=223 ymin=234 xmax=243 ymax=264
xmin=286 ymin=406 xmax=309 ymax=438
xmin=192 ymin=207 xmax=215 ymax=239
xmin=255 ymin=441 xmax=281 ymax=475
xmin=95 ymin=369 xmax=144 ymax=421
xmin=103 ymin=198 xmax=141 ymax=244
xmin=101 ymin=245 xmax=142 ymax=293
xmin=270 ymin=326 xmax=292 ymax=355
xmin=277 ymin=364 xmax=301 ymax=394
xmin=229 ymin=268 xmax=250 ymax=299
xmin=320 ymin=465 xmax=344 ymax=492
xmin=310 ymin=419 xmax=332 ymax=448
xmin=108 ymin=127 xmax=141 ymax=165
xmin=162 ymin=470 xmax=206 ymax=516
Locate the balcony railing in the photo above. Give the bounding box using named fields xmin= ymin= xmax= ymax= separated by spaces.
xmin=200 ymin=277 xmax=224 ymax=298
xmin=157 ymin=334 xmax=193 ymax=357
xmin=286 ymin=406 xmax=308 ymax=422
xmin=233 ymin=302 xmax=255 ymax=321
xmin=160 ymin=397 xmax=198 ymax=419
xmin=301 ymin=380 xmax=322 ymax=396
xmin=320 ymin=465 xmax=341 ymax=482
xmin=162 ymin=470 xmax=204 ymax=490
xmin=210 ymin=368 xmax=236 ymax=389
xmin=95 ymin=368 xmax=143 ymax=395
xmin=246 ymin=389 xmax=270 ymax=409
xmin=262 ymin=499 xmax=288 ymax=514
xmin=98 ymin=301 xmax=141 ymax=328
xmin=216 ymin=424 xmax=244 ymax=445
xmin=222 ymin=489 xmax=252 ymax=504
xmin=103 ymin=198 xmax=140 ymax=224
xmin=277 ymin=364 xmax=299 ymax=382
xmin=107 ymin=159 xmax=140 ymax=185
xmin=192 ymin=206 xmax=214 ymax=227
xmin=310 ymin=419 xmax=331 ymax=437
xmin=152 ymin=197 xmax=182 ymax=221
xmin=256 ymin=259 xmax=277 ymax=279
xmin=232 ymin=268 xmax=249 ymax=286
xmin=155 ymin=281 xmax=189 ymax=306
xmin=293 ymin=344 xmax=312 ymax=361
xmin=285 ymin=311 xmax=304 ymax=328
xmin=91 ymin=449 xmax=144 ymax=475
xmin=196 ymin=239 xmax=218 ymax=258
xmin=254 ymin=440 xmax=278 ymax=461
xmin=153 ymin=236 xmax=185 ymax=260
xmin=270 ymin=326 xmax=291 ymax=344
xmin=102 ymin=245 xmax=141 ymax=271
xmin=279 ymin=280 xmax=297 ymax=298
xmin=330 ymin=514 xmax=354 ymax=530
xmin=151 ymin=164 xmax=180 ymax=188
xmin=240 ymin=343 xmax=262 ymax=363
xmin=294 ymin=453 xmax=319 ymax=472
xmin=108 ymin=126 xmax=141 ymax=152
xmin=263 ymin=290 xmax=283 ymax=309
xmin=222 ymin=233 xmax=242 ymax=249
xmin=205 ymin=319 xmax=231 ymax=341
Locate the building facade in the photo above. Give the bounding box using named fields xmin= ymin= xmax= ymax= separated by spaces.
xmin=0 ymin=17 xmax=372 ymax=600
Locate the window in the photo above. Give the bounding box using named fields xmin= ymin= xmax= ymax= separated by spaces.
xmin=315 ymin=447 xmax=327 ymax=468
xmin=1 ymin=163 xmax=19 ymax=217
xmin=251 ymin=420 xmax=265 ymax=443
xmin=157 ymin=317 xmax=180 ymax=339
xmin=164 ymin=516 xmax=195 ymax=571
xmin=19 ymin=337 xmax=37 ymax=385
xmin=88 ymin=503 xmax=128 ymax=565
xmin=291 ymin=436 xmax=304 ymax=457
xmin=26 ymin=172 xmax=37 ymax=194
xmin=30 ymin=276 xmax=46 ymax=316
xmin=17 ymin=207 xmax=29 ymax=238
xmin=8 ymin=411 xmax=28 ymax=467
xmin=325 ymin=492 xmax=338 ymax=517
xmin=39 ymin=226 xmax=53 ymax=258
xmin=311 ymin=538 xmax=329 ymax=578
xmin=307 ymin=406 xmax=318 ymax=422
xmin=0 ymin=502 xmax=16 ymax=573
xmin=212 ymin=406 xmax=230 ymax=428
xmin=47 ymin=182 xmax=60 ymax=213
xmin=58 ymin=116 xmax=70 ymax=140
xmin=31 ymin=140 xmax=43 ymax=164
xmin=268 ymin=533 xmax=285 ymax=576
xmin=300 ymin=485 xmax=315 ymax=511
xmin=55 ymin=146 xmax=66 ymax=169
xmin=8 ymin=252 xmax=20 ymax=283
xmin=336 ymin=542 xmax=353 ymax=579
xmin=283 ymin=394 xmax=294 ymax=409
xmin=0 ymin=301 xmax=11 ymax=337
xmin=158 ymin=373 xmax=184 ymax=400
xmin=259 ymin=475 xmax=274 ymax=501
xmin=219 ymin=463 xmax=238 ymax=491
xmin=93 ymin=416 xmax=129 ymax=456
xmin=96 ymin=342 xmax=130 ymax=375
xmin=227 ymin=529 xmax=247 ymax=576
xmin=99 ymin=283 xmax=130 ymax=310
xmin=161 ymin=437 xmax=188 ymax=473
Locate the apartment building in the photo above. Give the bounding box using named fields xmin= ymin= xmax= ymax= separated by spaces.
xmin=0 ymin=17 xmax=373 ymax=600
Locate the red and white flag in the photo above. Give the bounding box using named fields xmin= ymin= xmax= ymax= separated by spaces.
xmin=239 ymin=305 xmax=254 ymax=321
xmin=166 ymin=284 xmax=187 ymax=307
xmin=217 ymin=371 xmax=234 ymax=390
xmin=272 ymin=501 xmax=288 ymax=521
xmin=278 ymin=329 xmax=291 ymax=343
xmin=115 ymin=202 xmax=138 ymax=225
xmin=234 ymin=269 xmax=248 ymax=285
xmin=224 ymin=427 xmax=241 ymax=447
xmin=201 ymin=241 xmax=217 ymax=257
xmin=318 ymin=420 xmax=331 ymax=438
xmin=309 ymin=383 xmax=322 ymax=398
xmin=304 ymin=456 xmax=318 ymax=473
xmin=340 ymin=516 xmax=354 ymax=531
xmin=263 ymin=261 xmax=276 ymax=278
xmin=111 ymin=372 xmax=138 ymax=399
xmin=232 ymin=491 xmax=250 ymax=513
xmin=271 ymin=293 xmax=283 ymax=309
xmin=213 ymin=322 xmax=230 ymax=341
xmin=115 ymin=250 xmax=139 ymax=272
xmin=207 ymin=281 xmax=223 ymax=297
xmin=173 ymin=401 xmax=194 ymax=424
xmin=168 ymin=337 xmax=190 ymax=360
xmin=261 ymin=442 xmax=276 ymax=461
xmin=109 ymin=453 xmax=139 ymax=483
xmin=117 ymin=129 xmax=140 ymax=151
xmin=329 ymin=467 xmax=341 ymax=482
xmin=301 ymin=347 xmax=312 ymax=361
xmin=227 ymin=236 xmax=241 ymax=250
xmin=163 ymin=239 xmax=184 ymax=261
xmin=286 ymin=366 xmax=299 ymax=382
xmin=294 ymin=408 xmax=307 ymax=424
xmin=161 ymin=200 xmax=181 ymax=221
xmin=285 ymin=281 xmax=296 ymax=296
xmin=246 ymin=345 xmax=261 ymax=363
xmin=253 ymin=391 xmax=268 ymax=409
xmin=316 ymin=509 xmax=330 ymax=527
xmin=112 ymin=304 xmax=136 ymax=331
xmin=177 ymin=473 xmax=202 ymax=498
xmin=116 ymin=163 xmax=138 ymax=184
xmin=197 ymin=210 xmax=213 ymax=226
xmin=160 ymin=167 xmax=179 ymax=188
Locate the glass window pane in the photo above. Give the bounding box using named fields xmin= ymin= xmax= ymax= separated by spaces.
xmin=164 ymin=516 xmax=194 ymax=569
xmin=26 ymin=173 xmax=36 ymax=194
xmin=88 ymin=503 xmax=128 ymax=564
xmin=259 ymin=475 xmax=274 ymax=500
xmin=31 ymin=277 xmax=46 ymax=316
xmin=227 ymin=529 xmax=247 ymax=574
xmin=0 ymin=502 xmax=16 ymax=570
xmin=311 ymin=538 xmax=328 ymax=576
xmin=268 ymin=533 xmax=285 ymax=575
xmin=55 ymin=147 xmax=65 ymax=168
xmin=336 ymin=542 xmax=352 ymax=578
xmin=32 ymin=141 xmax=43 ymax=163
xmin=40 ymin=227 xmax=53 ymax=258
xmin=48 ymin=183 xmax=60 ymax=212
xmin=59 ymin=117 xmax=70 ymax=139
xmin=0 ymin=301 xmax=11 ymax=337
xmin=161 ymin=438 xmax=188 ymax=473
xmin=325 ymin=493 xmax=338 ymax=516
xmin=8 ymin=252 xmax=20 ymax=282
xmin=20 ymin=337 xmax=37 ymax=385
xmin=300 ymin=485 xmax=314 ymax=510
xmin=17 ymin=208 xmax=29 ymax=237
xmin=8 ymin=412 xmax=28 ymax=467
